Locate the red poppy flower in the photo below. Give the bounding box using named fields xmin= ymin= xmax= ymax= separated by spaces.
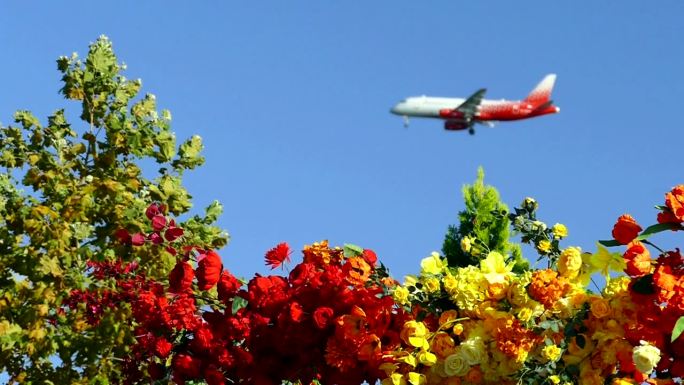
xmin=169 ymin=261 xmax=194 ymax=293
xmin=612 ymin=214 xmax=642 ymax=245
xmin=362 ymin=249 xmax=378 ymax=266
xmin=197 ymin=251 xmax=223 ymax=290
xmin=265 ymin=242 xmax=291 ymax=269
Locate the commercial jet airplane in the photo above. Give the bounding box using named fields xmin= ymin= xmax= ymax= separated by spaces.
xmin=390 ymin=74 xmax=559 ymax=134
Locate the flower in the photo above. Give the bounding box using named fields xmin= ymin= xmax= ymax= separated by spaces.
xmin=588 ymin=296 xmax=611 ymax=318
xmin=420 ymin=252 xmax=445 ymax=275
xmin=632 ymin=341 xmax=661 ymax=374
xmin=552 ymin=223 xmax=568 ymax=238
xmin=168 ymin=261 xmax=194 ymax=293
xmin=528 ymin=269 xmax=569 ymax=308
xmin=393 ymin=286 xmax=410 ymax=305
xmin=612 ymin=214 xmax=642 ymax=245
xmin=537 ymin=240 xmax=552 ymax=254
xmin=443 ymin=351 xmax=469 ymax=376
xmin=343 ymin=256 xmax=372 ymax=286
xmin=196 ymin=251 xmax=222 ymax=290
xmin=265 ymin=242 xmax=291 ymax=269
xmin=558 ymin=247 xmax=582 ymax=278
xmin=541 ymin=344 xmax=562 ymax=362
xmin=665 ymin=185 xmax=684 ymax=221
xmin=623 ymin=241 xmax=651 ymax=277
xmin=400 ymin=321 xmax=429 ymax=348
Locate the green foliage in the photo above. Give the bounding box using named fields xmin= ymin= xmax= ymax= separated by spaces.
xmin=0 ymin=36 xmax=228 ymax=383
xmin=442 ymin=168 xmax=528 ymax=272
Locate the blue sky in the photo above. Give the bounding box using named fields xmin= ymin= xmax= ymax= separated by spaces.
xmin=2 ymin=1 xmax=684 ymax=282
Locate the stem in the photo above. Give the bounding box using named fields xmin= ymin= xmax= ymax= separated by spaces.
xmin=642 ymin=240 xmax=665 ymax=254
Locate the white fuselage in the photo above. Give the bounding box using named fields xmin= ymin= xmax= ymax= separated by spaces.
xmin=390 ymin=96 xmax=510 ymax=118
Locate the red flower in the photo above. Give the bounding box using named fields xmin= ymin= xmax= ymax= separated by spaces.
xmin=131 ymin=233 xmax=146 ymax=246
xmin=165 ymin=225 xmax=184 ymax=242
xmin=173 ymin=353 xmax=201 ymax=378
xmin=265 ymin=242 xmax=291 ymax=269
xmin=169 ymin=261 xmax=194 ymax=293
xmin=313 ymin=307 xmax=335 ymax=329
xmin=154 ymin=337 xmax=173 ymax=358
xmin=362 ymin=249 xmax=378 ymax=266
xmin=146 ymin=203 xmax=161 ymax=220
xmin=612 ymin=214 xmax=642 ymax=245
xmin=624 ymin=241 xmax=652 ymax=277
xmin=197 ymin=251 xmax=222 ymax=290
xmin=217 ymin=270 xmax=241 ymax=302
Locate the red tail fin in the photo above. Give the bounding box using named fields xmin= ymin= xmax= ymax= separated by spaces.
xmin=524 ymin=74 xmax=556 ymax=107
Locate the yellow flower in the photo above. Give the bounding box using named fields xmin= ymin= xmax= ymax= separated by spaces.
xmin=552 ymin=223 xmax=568 ymax=239
xmin=430 ymin=332 xmax=456 ymax=358
xmin=517 ymin=307 xmax=534 ymax=323
xmin=423 ymin=277 xmax=441 ymax=293
xmin=548 ymin=375 xmax=561 ymax=385
xmin=404 ymin=275 xmax=418 ymax=287
xmin=459 ymin=337 xmax=486 ymax=365
xmin=537 ymin=240 xmax=552 ymax=254
xmin=443 ymin=351 xmax=469 ymax=377
xmin=442 ymin=274 xmax=458 ymax=292
xmin=393 ymin=286 xmax=410 ymax=305
xmin=452 ymin=323 xmax=464 ymax=336
xmin=401 ymin=321 xmax=429 ymax=348
xmin=407 ymin=372 xmax=426 ymax=385
xmin=397 ymin=352 xmax=418 ymax=368
xmin=480 ymin=251 xmax=512 ymax=284
xmin=460 ymin=236 xmax=472 ymax=253
xmin=421 ymin=252 xmax=446 ymax=275
xmin=589 ymin=296 xmax=611 ymax=318
xmin=541 ymin=345 xmax=562 ymax=362
xmin=632 ymin=342 xmax=660 ymax=374
xmin=558 ymin=247 xmax=582 ymax=278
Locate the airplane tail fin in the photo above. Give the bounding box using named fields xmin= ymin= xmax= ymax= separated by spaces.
xmin=524 ymin=74 xmax=556 ymax=107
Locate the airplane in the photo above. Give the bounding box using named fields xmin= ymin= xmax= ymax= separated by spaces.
xmin=390 ymin=74 xmax=559 ymax=134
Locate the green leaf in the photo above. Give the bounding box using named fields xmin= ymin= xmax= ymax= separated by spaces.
xmin=637 ymin=223 xmax=680 ymax=240
xmin=343 ymin=243 xmax=364 ymax=257
xmin=598 ymin=239 xmax=620 ymax=247
xmin=672 ymin=316 xmax=684 ymax=342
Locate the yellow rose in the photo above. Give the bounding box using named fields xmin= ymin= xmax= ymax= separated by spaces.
xmin=541 ymin=345 xmax=562 ymax=362
xmin=548 ymin=375 xmax=561 ymax=385
xmin=487 ymin=282 xmax=508 ymax=300
xmin=393 ymin=286 xmax=410 ymax=305
xmin=421 ymin=252 xmax=445 ymax=275
xmin=517 ymin=307 xmax=534 ymax=323
xmin=443 ymin=351 xmax=469 ymax=377
xmin=632 ymin=342 xmax=660 ymax=374
xmin=552 ymin=223 xmax=568 ymax=239
xmin=589 ymin=296 xmax=611 ymax=318
xmin=423 ymin=277 xmax=441 ymax=293
xmin=401 ymin=321 xmax=429 ymax=348
xmin=558 ymin=247 xmax=582 ymax=278
xmin=442 ymin=274 xmax=458 ymax=293
xmin=537 ymin=240 xmax=552 ymax=254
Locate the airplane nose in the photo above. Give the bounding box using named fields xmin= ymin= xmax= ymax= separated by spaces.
xmin=390 ymin=104 xmax=402 ymax=115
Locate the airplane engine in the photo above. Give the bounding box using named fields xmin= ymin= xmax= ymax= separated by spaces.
xmin=444 ymin=121 xmax=468 ymax=131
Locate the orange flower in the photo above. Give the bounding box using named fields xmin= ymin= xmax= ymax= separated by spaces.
xmin=465 ymin=366 xmax=483 ymax=384
xmin=343 ymin=257 xmax=371 ymax=286
xmin=494 ymin=317 xmax=539 ymax=360
xmin=303 ymin=240 xmax=343 ymax=266
xmin=665 ymin=185 xmax=684 ymax=222
xmin=527 ymin=269 xmax=570 ymax=308
xmin=623 ymin=241 xmax=651 ymax=277
xmin=612 ymin=214 xmax=642 ymax=245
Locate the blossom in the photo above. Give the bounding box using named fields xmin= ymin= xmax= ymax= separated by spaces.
xmin=480 ymin=251 xmax=512 ymax=284
xmin=589 ymin=296 xmax=611 ymax=318
xmin=265 ymin=242 xmax=291 ymax=269
xmin=541 ymin=344 xmax=562 ymax=362
xmin=443 ymin=351 xmax=469 ymax=376
xmin=196 ymin=251 xmax=222 ymax=290
xmin=420 ymin=252 xmax=445 ymax=275
xmin=633 ymin=342 xmax=661 ymax=374
xmin=400 ymin=321 xmax=429 ymax=348
xmin=168 ymin=261 xmax=194 ymax=293
xmin=343 ymin=256 xmax=371 ymax=286
xmin=612 ymin=214 xmax=642 ymax=245
xmin=537 ymin=240 xmax=552 ymax=254
xmin=527 ymin=269 xmax=569 ymax=308
xmin=623 ymin=241 xmax=652 ymax=277
xmin=393 ymin=286 xmax=410 ymax=305
xmin=552 ymin=223 xmax=568 ymax=238
xmin=558 ymin=247 xmax=582 ymax=278
xmin=665 ymin=185 xmax=684 ymax=221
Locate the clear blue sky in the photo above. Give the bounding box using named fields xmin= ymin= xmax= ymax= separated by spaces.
xmin=2 ymin=1 xmax=684 ymax=282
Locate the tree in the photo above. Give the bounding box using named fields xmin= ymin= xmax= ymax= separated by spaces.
xmin=441 ymin=167 xmax=528 ymax=271
xmin=0 ymin=36 xmax=227 ymax=383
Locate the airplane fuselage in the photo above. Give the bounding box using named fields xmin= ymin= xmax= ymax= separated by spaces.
xmin=390 ymin=96 xmax=559 ymax=122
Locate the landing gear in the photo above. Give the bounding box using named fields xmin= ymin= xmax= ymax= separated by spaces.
xmin=403 ymin=115 xmax=410 ymax=128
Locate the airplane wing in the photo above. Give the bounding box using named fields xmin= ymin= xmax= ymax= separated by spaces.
xmin=453 ymin=88 xmax=486 ymax=121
